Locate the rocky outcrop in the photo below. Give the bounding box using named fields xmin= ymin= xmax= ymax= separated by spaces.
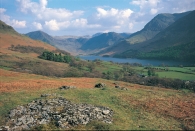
xmin=94 ymin=83 xmax=106 ymax=88
xmin=1 ymin=94 xmax=113 ymax=130
xmin=59 ymin=86 xmax=77 ymax=90
xmin=115 ymin=85 xmax=128 ymax=91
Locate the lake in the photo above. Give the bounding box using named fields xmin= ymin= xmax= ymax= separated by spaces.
xmin=79 ymin=55 xmax=194 ymax=66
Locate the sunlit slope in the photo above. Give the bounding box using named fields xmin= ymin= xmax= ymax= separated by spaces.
xmin=0 ymin=68 xmax=194 ymax=130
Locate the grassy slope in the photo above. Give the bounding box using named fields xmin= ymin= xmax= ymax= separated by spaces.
xmin=0 ymin=33 xmax=70 ymax=76
xmin=0 ymin=69 xmax=195 ymax=130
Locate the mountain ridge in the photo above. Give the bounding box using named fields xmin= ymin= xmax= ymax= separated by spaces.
xmin=97 ymin=10 xmax=192 ymax=56
xmin=114 ymin=10 xmax=195 ymax=62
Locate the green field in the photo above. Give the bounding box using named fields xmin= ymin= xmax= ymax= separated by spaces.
xmin=1 ymin=81 xmax=194 ymax=130
xmin=131 ymin=66 xmax=195 ymax=80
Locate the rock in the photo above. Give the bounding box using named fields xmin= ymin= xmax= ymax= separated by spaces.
xmin=115 ymin=85 xmax=120 ymax=88
xmin=115 ymin=85 xmax=128 ymax=91
xmin=3 ymin=94 xmax=113 ymax=130
xmin=59 ymin=86 xmax=77 ymax=90
xmin=102 ymin=110 xmax=110 ymax=115
xmin=94 ymin=83 xmax=106 ymax=88
xmin=120 ymin=87 xmax=128 ymax=90
xmin=41 ymin=94 xmax=51 ymax=97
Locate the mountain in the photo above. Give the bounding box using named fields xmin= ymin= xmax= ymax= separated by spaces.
xmin=114 ymin=10 xmax=195 ymax=62
xmin=0 ymin=21 xmax=55 ymax=51
xmin=92 ymin=32 xmax=103 ymax=37
xmin=119 ymin=33 xmax=132 ymax=38
xmin=25 ymin=31 xmax=89 ymax=55
xmin=97 ymin=11 xmax=191 ymax=56
xmin=0 ymin=20 xmax=18 ymax=34
xmin=81 ymin=32 xmax=124 ymax=52
xmin=25 ymin=30 xmax=56 ymax=45
xmin=126 ymin=11 xmax=191 ymax=44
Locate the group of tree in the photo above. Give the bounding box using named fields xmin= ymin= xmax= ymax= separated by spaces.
xmin=39 ymin=51 xmax=72 ymax=63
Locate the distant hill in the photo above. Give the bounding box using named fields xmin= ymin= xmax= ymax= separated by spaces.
xmin=25 ymin=31 xmax=89 ymax=55
xmin=97 ymin=11 xmax=191 ymax=56
xmin=0 ymin=20 xmax=18 ymax=34
xmin=119 ymin=33 xmax=132 ymax=38
xmin=25 ymin=31 xmax=56 ymax=46
xmin=81 ymin=32 xmax=124 ymax=51
xmin=114 ymin=10 xmax=195 ymax=62
xmin=92 ymin=33 xmax=103 ymax=37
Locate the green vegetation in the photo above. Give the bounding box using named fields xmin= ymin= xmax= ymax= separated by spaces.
xmin=1 ymin=84 xmax=194 ymax=130
xmin=114 ymin=42 xmax=195 ymax=62
xmin=114 ymin=11 xmax=195 ymax=63
xmin=39 ymin=50 xmax=72 ymax=63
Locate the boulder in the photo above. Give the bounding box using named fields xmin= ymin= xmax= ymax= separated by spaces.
xmin=94 ymin=83 xmax=106 ymax=88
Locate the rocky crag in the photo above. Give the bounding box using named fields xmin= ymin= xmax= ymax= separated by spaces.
xmin=1 ymin=94 xmax=113 ymax=131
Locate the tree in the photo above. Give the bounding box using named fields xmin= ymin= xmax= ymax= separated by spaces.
xmin=148 ymin=69 xmax=156 ymax=76
xmin=64 ymin=55 xmax=72 ymax=63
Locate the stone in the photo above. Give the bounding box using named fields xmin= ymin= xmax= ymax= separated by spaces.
xmin=102 ymin=110 xmax=110 ymax=115
xmin=59 ymin=86 xmax=77 ymax=90
xmin=94 ymin=83 xmax=106 ymax=88
xmin=2 ymin=94 xmax=113 ymax=130
xmin=16 ymin=122 xmax=22 ymax=126
xmin=115 ymin=85 xmax=120 ymax=88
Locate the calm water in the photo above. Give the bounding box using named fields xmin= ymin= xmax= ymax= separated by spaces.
xmin=79 ymin=55 xmax=194 ymax=66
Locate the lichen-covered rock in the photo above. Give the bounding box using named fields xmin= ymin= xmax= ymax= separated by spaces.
xmin=1 ymin=94 xmax=113 ymax=130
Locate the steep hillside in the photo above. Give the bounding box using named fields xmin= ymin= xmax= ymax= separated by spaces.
xmin=81 ymin=32 xmax=124 ymax=51
xmin=115 ymin=10 xmax=195 ymax=62
xmin=126 ymin=11 xmax=191 ymax=44
xmin=0 ymin=21 xmax=71 ymax=76
xmin=0 ymin=20 xmax=18 ymax=34
xmin=97 ymin=11 xmax=191 ymax=56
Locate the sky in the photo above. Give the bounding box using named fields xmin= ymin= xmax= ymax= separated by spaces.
xmin=0 ymin=0 xmax=195 ymax=36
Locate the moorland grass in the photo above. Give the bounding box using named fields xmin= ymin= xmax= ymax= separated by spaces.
xmin=0 ymin=84 xmax=187 ymax=130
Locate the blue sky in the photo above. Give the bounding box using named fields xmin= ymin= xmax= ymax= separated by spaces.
xmin=0 ymin=0 xmax=195 ymax=36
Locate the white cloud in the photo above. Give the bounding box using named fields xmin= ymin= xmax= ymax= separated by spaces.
xmin=96 ymin=8 xmax=133 ymax=19
xmin=89 ymin=7 xmax=134 ymax=32
xmin=12 ymin=0 xmax=195 ymax=35
xmin=0 ymin=8 xmax=26 ymax=28
xmin=0 ymin=8 xmax=10 ymax=22
xmin=129 ymin=23 xmax=133 ymax=29
xmin=17 ymin=0 xmax=84 ymax=21
xmin=150 ymin=8 xmax=158 ymax=14
xmin=45 ymin=19 xmax=59 ymax=31
xmin=33 ymin=22 xmax=43 ymax=30
xmin=12 ymin=19 xmax=26 ymax=28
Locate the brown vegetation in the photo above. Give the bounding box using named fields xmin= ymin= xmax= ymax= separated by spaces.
xmin=120 ymin=90 xmax=195 ymax=130
xmin=0 ymin=33 xmax=55 ymax=50
xmin=0 ymin=69 xmax=97 ymax=93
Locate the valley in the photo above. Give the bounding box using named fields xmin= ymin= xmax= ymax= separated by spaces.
xmin=0 ymin=6 xmax=195 ymax=130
